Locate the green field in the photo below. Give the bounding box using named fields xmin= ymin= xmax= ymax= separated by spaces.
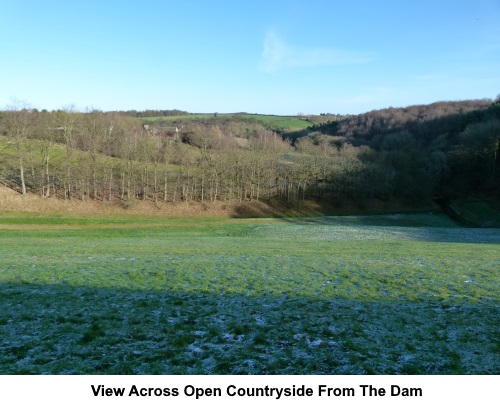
xmin=143 ymin=114 xmax=215 ymax=121
xmin=0 ymin=213 xmax=498 ymax=374
xmin=142 ymin=114 xmax=313 ymax=130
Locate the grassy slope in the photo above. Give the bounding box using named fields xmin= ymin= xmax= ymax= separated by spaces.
xmin=0 ymin=213 xmax=498 ymax=374
xmin=0 ymin=135 xmax=139 ymax=180
xmin=450 ymin=201 xmax=500 ymax=228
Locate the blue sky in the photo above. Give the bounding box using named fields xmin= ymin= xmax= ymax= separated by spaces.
xmin=1 ymin=0 xmax=499 ymax=114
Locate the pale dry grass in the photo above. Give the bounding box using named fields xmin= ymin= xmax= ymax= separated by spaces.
xmin=0 ymin=185 xmax=323 ymax=218
xmin=0 ymin=184 xmax=437 ymax=218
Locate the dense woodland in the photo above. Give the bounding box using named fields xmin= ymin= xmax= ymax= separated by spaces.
xmin=0 ymin=98 xmax=499 ymax=208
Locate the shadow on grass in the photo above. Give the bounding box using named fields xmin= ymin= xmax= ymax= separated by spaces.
xmin=229 ymin=198 xmax=439 ymax=219
xmin=272 ymin=216 xmax=500 ymax=244
xmin=1 ymin=282 xmax=498 ymax=375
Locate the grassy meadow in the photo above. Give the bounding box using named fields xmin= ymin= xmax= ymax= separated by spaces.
xmin=0 ymin=212 xmax=498 ymax=374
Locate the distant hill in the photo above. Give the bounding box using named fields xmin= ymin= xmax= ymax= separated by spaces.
xmin=311 ymin=99 xmax=492 ymax=140
xmin=142 ymin=113 xmax=313 ymax=133
xmin=116 ymin=109 xmax=189 ymax=118
xmin=301 ymin=99 xmax=500 ymax=202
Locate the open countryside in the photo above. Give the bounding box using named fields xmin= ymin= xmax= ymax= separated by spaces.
xmin=0 ymin=99 xmax=499 ymax=375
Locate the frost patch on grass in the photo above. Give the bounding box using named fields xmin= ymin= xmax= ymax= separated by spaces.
xmin=188 ymin=344 xmax=204 ymax=355
xmin=253 ymin=316 xmax=266 ymax=326
xmin=307 ymin=338 xmax=327 ymax=348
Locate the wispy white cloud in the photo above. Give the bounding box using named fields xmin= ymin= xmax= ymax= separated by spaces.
xmin=258 ymin=31 xmax=374 ymax=73
xmin=338 ymin=87 xmax=395 ymax=106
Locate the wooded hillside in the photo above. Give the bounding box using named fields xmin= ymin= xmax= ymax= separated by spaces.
xmin=0 ymin=99 xmax=498 ymax=211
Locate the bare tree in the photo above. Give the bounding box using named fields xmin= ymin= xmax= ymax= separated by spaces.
xmin=4 ymin=100 xmax=34 ymax=195
xmin=36 ymin=110 xmax=57 ymax=197
xmin=55 ymin=107 xmax=79 ymax=199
